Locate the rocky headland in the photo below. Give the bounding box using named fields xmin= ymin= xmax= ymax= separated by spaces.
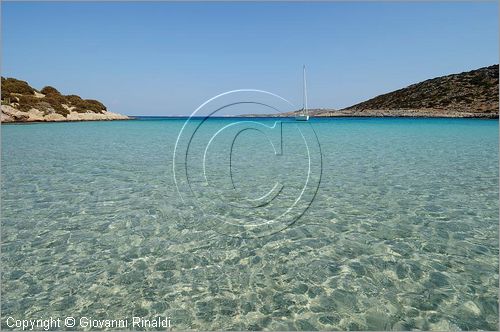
xmin=245 ymin=65 xmax=499 ymax=118
xmin=1 ymin=77 xmax=129 ymax=123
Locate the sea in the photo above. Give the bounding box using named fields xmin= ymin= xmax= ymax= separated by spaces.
xmin=1 ymin=117 xmax=498 ymax=330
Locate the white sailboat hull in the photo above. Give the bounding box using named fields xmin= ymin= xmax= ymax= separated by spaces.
xmin=295 ymin=114 xmax=309 ymax=121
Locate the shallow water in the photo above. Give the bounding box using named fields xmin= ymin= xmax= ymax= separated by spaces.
xmin=1 ymin=117 xmax=498 ymax=330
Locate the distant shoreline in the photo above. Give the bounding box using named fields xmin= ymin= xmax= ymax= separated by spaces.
xmin=240 ymin=107 xmax=499 ymax=119
xmin=3 ymin=113 xmax=498 ymax=124
xmin=121 ymin=115 xmax=500 ymax=120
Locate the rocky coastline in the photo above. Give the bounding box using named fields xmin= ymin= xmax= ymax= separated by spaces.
xmin=242 ymin=108 xmax=498 ymax=119
xmin=1 ymin=105 xmax=130 ymax=123
xmin=1 ymin=77 xmax=130 ymax=124
xmin=307 ymin=108 xmax=498 ymax=119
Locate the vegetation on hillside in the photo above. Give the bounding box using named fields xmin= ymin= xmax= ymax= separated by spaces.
xmin=1 ymin=77 xmax=107 ymax=117
xmin=1 ymin=78 xmax=35 ymax=98
xmin=345 ymin=65 xmax=499 ymax=113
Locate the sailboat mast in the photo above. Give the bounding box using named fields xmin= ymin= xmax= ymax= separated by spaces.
xmin=295 ymin=65 xmax=310 ymax=121
xmin=303 ymin=65 xmax=308 ymax=116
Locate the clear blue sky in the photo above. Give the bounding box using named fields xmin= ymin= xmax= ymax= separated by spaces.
xmin=2 ymin=2 xmax=498 ymax=116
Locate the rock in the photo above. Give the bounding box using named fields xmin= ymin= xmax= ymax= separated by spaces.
xmin=463 ymin=301 xmax=481 ymax=316
xmin=428 ymin=272 xmax=449 ymax=287
xmin=319 ymin=315 xmax=340 ymax=325
xmin=340 ymin=65 xmax=499 ymax=117
xmin=318 ymin=294 xmax=337 ymax=311
xmin=296 ymin=319 xmax=317 ymax=330
xmin=1 ymin=105 xmax=130 ymax=123
xmin=292 ymin=283 xmax=308 ymax=295
xmin=2 ymin=104 xmax=129 ymax=123
xmin=365 ymin=308 xmax=391 ymax=330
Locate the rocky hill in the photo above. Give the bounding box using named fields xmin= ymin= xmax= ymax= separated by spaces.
xmin=1 ymin=77 xmax=129 ymax=123
xmin=336 ymin=65 xmax=498 ymax=118
xmin=251 ymin=65 xmax=498 ymax=118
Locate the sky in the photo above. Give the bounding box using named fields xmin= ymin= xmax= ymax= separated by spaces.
xmin=2 ymin=2 xmax=498 ymax=116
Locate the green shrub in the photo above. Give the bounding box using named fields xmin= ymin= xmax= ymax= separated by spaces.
xmin=34 ymin=101 xmax=55 ymax=115
xmin=1 ymin=89 xmax=10 ymax=100
xmin=17 ymin=95 xmax=39 ymax=112
xmin=40 ymin=86 xmax=61 ymax=95
xmin=2 ymin=77 xmax=107 ymax=117
xmin=72 ymin=106 xmax=88 ymax=113
xmin=65 ymin=94 xmax=83 ymax=105
xmin=74 ymin=99 xmax=107 ymax=113
xmin=43 ymin=95 xmax=69 ymax=116
xmin=1 ymin=77 xmax=35 ymax=96
xmin=47 ymin=93 xmax=66 ymax=104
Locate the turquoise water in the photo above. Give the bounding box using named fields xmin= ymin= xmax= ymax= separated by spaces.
xmin=1 ymin=118 xmax=498 ymax=330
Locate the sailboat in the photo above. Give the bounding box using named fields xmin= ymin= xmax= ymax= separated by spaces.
xmin=295 ymin=65 xmax=310 ymax=121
